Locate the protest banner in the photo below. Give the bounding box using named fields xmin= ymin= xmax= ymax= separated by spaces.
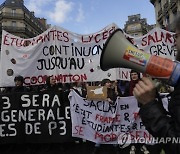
xmin=116 ymin=27 xmax=176 ymax=80
xmin=124 ymin=27 xmax=176 ymax=59
xmin=69 ymin=90 xmax=169 ymax=145
xmin=0 ymin=91 xmax=73 ymax=144
xmin=0 ymin=90 xmax=170 ymax=145
xmin=0 ymin=24 xmax=118 ymax=87
xmin=0 ymin=25 xmax=176 ymax=85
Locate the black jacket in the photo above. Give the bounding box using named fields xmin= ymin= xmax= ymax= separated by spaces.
xmin=139 ymin=83 xmax=180 ymax=154
xmin=11 ymin=86 xmax=29 ymax=92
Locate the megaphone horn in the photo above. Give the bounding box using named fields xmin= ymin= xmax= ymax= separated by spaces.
xmin=100 ymin=29 xmax=180 ymax=86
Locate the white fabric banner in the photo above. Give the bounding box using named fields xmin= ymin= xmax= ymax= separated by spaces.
xmin=0 ymin=24 xmax=118 ymax=87
xmin=69 ymin=90 xmax=166 ymax=144
xmin=124 ymin=27 xmax=176 ymax=59
xmin=116 ymin=27 xmax=176 ymax=80
xmin=0 ymin=25 xmax=175 ymax=86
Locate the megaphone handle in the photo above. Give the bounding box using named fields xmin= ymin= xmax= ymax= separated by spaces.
xmin=151 ymin=79 xmax=161 ymax=88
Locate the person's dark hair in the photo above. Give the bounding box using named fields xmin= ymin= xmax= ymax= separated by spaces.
xmin=71 ymin=82 xmax=78 ymax=87
xmin=64 ymin=83 xmax=71 ymax=90
xmin=46 ymin=76 xmax=57 ymax=89
xmin=46 ymin=76 xmax=51 ymax=87
xmin=57 ymin=82 xmax=63 ymax=88
xmin=101 ymin=78 xmax=111 ymax=86
xmin=14 ymin=75 xmax=24 ymax=83
xmin=130 ymin=70 xmax=141 ymax=80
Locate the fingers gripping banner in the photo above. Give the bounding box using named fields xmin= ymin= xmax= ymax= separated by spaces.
xmin=69 ymin=90 xmax=155 ymax=145
xmin=0 ymin=24 xmax=118 ymax=87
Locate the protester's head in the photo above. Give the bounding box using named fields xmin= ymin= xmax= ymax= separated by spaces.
xmin=14 ymin=75 xmax=24 ymax=87
xmin=174 ymin=15 xmax=180 ymax=61
xmin=130 ymin=70 xmax=141 ymax=81
xmin=63 ymin=83 xmax=71 ymax=91
xmin=101 ymin=78 xmax=111 ymax=88
xmin=46 ymin=76 xmax=56 ymax=87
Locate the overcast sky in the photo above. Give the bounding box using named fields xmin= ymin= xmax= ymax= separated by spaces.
xmin=1 ymin=0 xmax=156 ymax=34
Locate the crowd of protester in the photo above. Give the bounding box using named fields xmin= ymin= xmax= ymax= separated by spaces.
xmin=0 ymin=72 xmax=172 ymax=154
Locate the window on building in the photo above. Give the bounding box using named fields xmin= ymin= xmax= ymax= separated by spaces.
xmin=12 ymin=9 xmax=16 ymax=15
xmin=12 ymin=21 xmax=16 ymax=27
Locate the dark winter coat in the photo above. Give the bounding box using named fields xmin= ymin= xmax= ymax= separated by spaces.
xmin=139 ymin=83 xmax=180 ymax=154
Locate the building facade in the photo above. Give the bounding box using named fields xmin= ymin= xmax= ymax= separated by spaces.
xmin=150 ymin=0 xmax=180 ymax=31
xmin=0 ymin=0 xmax=48 ymax=43
xmin=124 ymin=14 xmax=155 ymax=37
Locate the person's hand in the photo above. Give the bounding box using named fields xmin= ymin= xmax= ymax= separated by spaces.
xmin=133 ymin=77 xmax=156 ymax=105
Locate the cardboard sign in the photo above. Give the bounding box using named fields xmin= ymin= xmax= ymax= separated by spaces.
xmin=86 ymin=86 xmax=107 ymax=100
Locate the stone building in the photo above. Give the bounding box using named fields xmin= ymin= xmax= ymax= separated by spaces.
xmin=0 ymin=0 xmax=49 ymax=44
xmin=150 ymin=0 xmax=180 ymax=31
xmin=124 ymin=14 xmax=155 ymax=37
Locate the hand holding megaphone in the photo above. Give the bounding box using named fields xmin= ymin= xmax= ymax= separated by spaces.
xmin=132 ymin=77 xmax=158 ymax=105
xmin=100 ymin=29 xmax=180 ymax=86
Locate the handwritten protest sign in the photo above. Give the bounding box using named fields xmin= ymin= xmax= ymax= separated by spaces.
xmin=0 ymin=91 xmax=73 ymax=143
xmin=124 ymin=27 xmax=176 ymax=59
xmin=0 ymin=24 xmax=118 ymax=87
xmin=0 ymin=25 xmax=176 ymax=86
xmin=69 ymin=90 xmax=157 ymax=144
xmin=0 ymin=90 xmax=169 ymax=145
